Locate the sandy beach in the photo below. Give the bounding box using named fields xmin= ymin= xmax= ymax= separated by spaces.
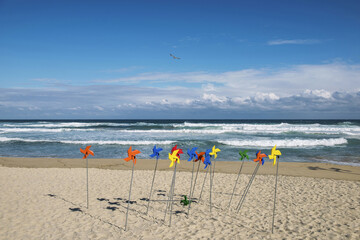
xmin=1 ymin=157 xmax=359 ymax=239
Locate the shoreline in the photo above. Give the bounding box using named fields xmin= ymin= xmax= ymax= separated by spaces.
xmin=1 ymin=157 xmax=359 ymax=181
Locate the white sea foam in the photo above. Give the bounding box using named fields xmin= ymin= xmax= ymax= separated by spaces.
xmin=218 ymin=138 xmax=348 ymax=148
xmin=0 ymin=137 xmax=175 ymax=145
xmin=0 ymin=128 xmax=96 ymax=133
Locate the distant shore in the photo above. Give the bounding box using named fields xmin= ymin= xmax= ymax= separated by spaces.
xmin=1 ymin=157 xmax=359 ymax=181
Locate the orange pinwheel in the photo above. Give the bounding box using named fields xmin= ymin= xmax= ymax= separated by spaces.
xmin=124 ymin=146 xmax=141 ymax=165
xmin=80 ymin=145 xmax=94 ymax=159
xmin=253 ymin=150 xmax=267 ymax=165
xmin=195 ymin=151 xmax=205 ymax=162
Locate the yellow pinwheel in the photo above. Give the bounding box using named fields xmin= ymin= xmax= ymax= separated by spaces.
xmin=169 ymin=149 xmax=180 ymax=168
xmin=209 ymin=145 xmax=220 ymax=159
xmin=268 ymin=145 xmax=282 ymax=165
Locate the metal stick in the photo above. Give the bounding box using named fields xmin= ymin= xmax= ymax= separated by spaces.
xmin=211 ymin=159 xmax=216 ymax=204
xmin=125 ymin=160 xmax=135 ymax=231
xmin=199 ymin=167 xmax=209 ymax=202
xmin=146 ymin=158 xmax=159 ymax=215
xmin=235 ymin=163 xmax=258 ymax=211
xmin=209 ymin=164 xmax=212 ymax=213
xmin=228 ymin=160 xmax=244 ymax=209
xmin=164 ymin=162 xmax=177 ymax=222
xmin=272 ymin=156 xmax=279 ymax=233
xmin=86 ymin=157 xmax=89 ymax=209
xmin=186 ymin=160 xmax=195 ymax=218
xmin=169 ymin=162 xmax=177 ymax=227
xmin=237 ymin=163 xmax=260 ymax=213
xmin=191 ymin=160 xmax=201 ymax=198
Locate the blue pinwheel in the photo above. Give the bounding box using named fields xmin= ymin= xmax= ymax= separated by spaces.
xmin=203 ymin=149 xmax=212 ymax=169
xmin=187 ymin=147 xmax=198 ymax=162
xmin=149 ymin=145 xmax=163 ymax=160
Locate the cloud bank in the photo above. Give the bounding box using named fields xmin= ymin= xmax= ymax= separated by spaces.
xmin=1 ymin=63 xmax=359 ymax=119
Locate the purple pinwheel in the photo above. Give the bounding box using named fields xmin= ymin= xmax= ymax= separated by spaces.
xmin=146 ymin=145 xmax=163 ymax=215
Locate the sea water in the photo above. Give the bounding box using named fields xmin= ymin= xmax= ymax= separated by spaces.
xmin=0 ymin=119 xmax=359 ymax=166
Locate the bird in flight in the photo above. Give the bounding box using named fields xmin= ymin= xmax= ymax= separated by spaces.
xmin=80 ymin=145 xmax=94 ymax=159
xmin=170 ymin=53 xmax=181 ymax=59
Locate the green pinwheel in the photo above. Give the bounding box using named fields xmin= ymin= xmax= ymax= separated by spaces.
xmin=228 ymin=150 xmax=249 ymax=208
xmin=180 ymin=195 xmax=190 ymax=206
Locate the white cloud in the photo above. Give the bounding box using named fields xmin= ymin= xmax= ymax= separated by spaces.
xmin=267 ymin=39 xmax=321 ymax=45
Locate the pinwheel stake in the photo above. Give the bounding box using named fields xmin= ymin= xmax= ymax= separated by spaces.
xmin=164 ymin=146 xmax=182 ymax=226
xmin=187 ymin=151 xmax=205 ymax=217
xmin=199 ymin=149 xmax=212 ymax=212
xmin=80 ymin=145 xmax=94 ymax=209
xmin=228 ymin=150 xmax=249 ymax=209
xmin=236 ymin=150 xmax=267 ymax=213
xmin=146 ymin=145 xmax=163 ymax=215
xmin=209 ymin=145 xmax=220 ymax=207
xmin=124 ymin=146 xmax=141 ymax=231
xmin=269 ymin=145 xmax=282 ymax=233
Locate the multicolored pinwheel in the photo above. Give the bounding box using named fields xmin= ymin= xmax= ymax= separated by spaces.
xmin=169 ymin=149 xmax=180 ymax=168
xmin=171 ymin=145 xmax=183 ymax=159
xmin=254 ymin=150 xmax=267 ymax=165
xmin=147 ymin=145 xmax=163 ymax=215
xmin=80 ymin=145 xmax=94 ymax=159
xmin=79 ymin=145 xmax=94 ymax=209
xmin=269 ymin=145 xmax=281 ymax=165
xmin=124 ymin=146 xmax=141 ymax=165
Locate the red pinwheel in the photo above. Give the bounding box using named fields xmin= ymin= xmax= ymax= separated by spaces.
xmin=254 ymin=150 xmax=267 ymax=165
xmin=124 ymin=146 xmax=141 ymax=165
xmin=171 ymin=145 xmax=183 ymax=159
xmin=80 ymin=145 xmax=94 ymax=159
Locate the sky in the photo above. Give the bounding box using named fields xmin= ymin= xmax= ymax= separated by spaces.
xmin=0 ymin=0 xmax=359 ymax=119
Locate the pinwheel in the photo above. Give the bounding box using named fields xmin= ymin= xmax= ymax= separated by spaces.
xmin=146 ymin=145 xmax=163 ymax=215
xmin=169 ymin=149 xmax=180 ymax=168
xmin=164 ymin=149 xmax=179 ymax=227
xmin=171 ymin=144 xmax=183 ymax=159
xmin=124 ymin=146 xmax=141 ymax=231
xmin=187 ymin=151 xmax=205 ymax=217
xmin=268 ymin=145 xmax=282 ymax=233
xmin=236 ymin=150 xmax=267 ymax=213
xmin=180 ymin=195 xmax=190 ymax=206
xmin=79 ymin=145 xmax=94 ymax=209
xmin=228 ymin=150 xmax=249 ymax=209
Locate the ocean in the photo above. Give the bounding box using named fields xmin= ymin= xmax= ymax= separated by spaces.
xmin=0 ymin=119 xmax=359 ymax=166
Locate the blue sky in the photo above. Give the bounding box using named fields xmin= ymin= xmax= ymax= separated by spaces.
xmin=0 ymin=0 xmax=359 ymax=119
